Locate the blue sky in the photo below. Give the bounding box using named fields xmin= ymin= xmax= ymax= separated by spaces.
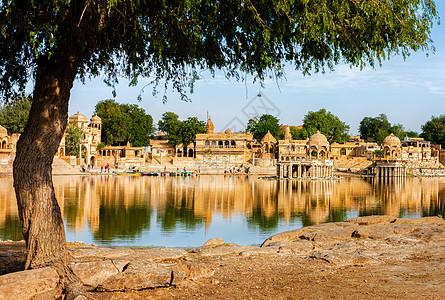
xmin=68 ymin=3 xmax=445 ymax=135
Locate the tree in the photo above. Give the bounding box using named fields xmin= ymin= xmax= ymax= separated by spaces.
xmin=95 ymin=100 xmax=153 ymax=147
xmin=158 ymin=113 xmax=205 ymax=150
xmin=289 ymin=126 xmax=307 ymax=140
xmin=0 ymin=0 xmax=438 ymax=294
xmin=158 ymin=112 xmax=182 ymax=146
xmin=64 ymin=123 xmax=84 ymax=156
xmin=121 ymin=104 xmax=154 ymax=147
xmin=302 ymin=109 xmax=350 ymax=143
xmin=420 ymin=115 xmax=445 ymax=147
xmin=0 ymin=94 xmax=32 ymax=133
xmin=178 ymin=117 xmax=206 ymax=152
xmin=247 ymin=114 xmax=281 ymax=141
xmin=359 ymin=114 xmax=407 ymax=144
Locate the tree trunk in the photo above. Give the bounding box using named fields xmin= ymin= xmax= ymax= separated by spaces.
xmin=13 ymin=54 xmax=79 ymax=269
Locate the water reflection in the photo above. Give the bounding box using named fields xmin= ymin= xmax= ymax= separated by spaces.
xmin=0 ymin=175 xmax=444 ymax=247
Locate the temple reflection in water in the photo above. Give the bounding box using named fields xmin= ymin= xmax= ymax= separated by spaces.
xmin=0 ymin=176 xmax=444 ymax=247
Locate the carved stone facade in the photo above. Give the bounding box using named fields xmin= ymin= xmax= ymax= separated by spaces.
xmin=57 ymin=112 xmax=102 ymax=166
xmin=195 ymin=118 xmax=254 ymax=163
xmin=277 ymin=128 xmax=334 ymax=179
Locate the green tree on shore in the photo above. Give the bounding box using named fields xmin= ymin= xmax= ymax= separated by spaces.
xmin=0 ymin=95 xmax=32 ymax=133
xmin=0 ymin=0 xmax=438 ymax=293
xmin=95 ymin=100 xmax=153 ymax=147
xmin=421 ymin=115 xmax=445 ymax=147
xmin=359 ymin=114 xmax=407 ymax=144
xmin=302 ymin=109 xmax=350 ymax=143
xmin=158 ymin=113 xmax=205 ymax=152
xmin=247 ymin=114 xmax=281 ymax=141
xmin=64 ymin=123 xmax=84 ymax=156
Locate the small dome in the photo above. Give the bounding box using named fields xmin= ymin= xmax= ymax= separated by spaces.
xmin=307 ymin=130 xmax=329 ymax=148
xmin=382 ymin=133 xmax=401 ymax=147
xmin=261 ymin=131 xmax=277 ymax=143
xmin=0 ymin=125 xmax=8 ymax=136
xmin=224 ymin=128 xmax=232 ymax=134
xmin=69 ymin=111 xmax=88 ymax=123
xmin=90 ymin=114 xmax=102 ymax=123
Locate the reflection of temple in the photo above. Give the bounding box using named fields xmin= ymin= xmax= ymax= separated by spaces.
xmin=1 ymin=176 xmax=445 ymax=243
xmin=195 ymin=118 xmax=255 ymax=163
xmin=277 ymin=128 xmax=334 ymax=179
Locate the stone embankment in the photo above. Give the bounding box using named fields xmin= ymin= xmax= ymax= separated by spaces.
xmin=1 ymin=215 xmax=444 ymax=299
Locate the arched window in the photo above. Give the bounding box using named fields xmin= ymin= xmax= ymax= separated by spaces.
xmin=205 ymin=140 xmax=210 ymax=146
xmin=231 ymin=140 xmax=236 ymax=146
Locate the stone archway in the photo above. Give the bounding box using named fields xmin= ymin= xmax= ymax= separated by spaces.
xmin=188 ymin=148 xmax=194 ymax=158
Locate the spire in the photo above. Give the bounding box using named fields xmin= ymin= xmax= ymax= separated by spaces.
xmin=206 ymin=118 xmax=214 ymax=134
xmin=284 ymin=125 xmax=291 ymax=140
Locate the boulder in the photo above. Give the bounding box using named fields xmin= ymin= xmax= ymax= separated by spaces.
xmin=345 ymin=215 xmax=397 ymax=225
xmin=133 ymin=247 xmax=188 ymax=262
xmin=70 ymin=260 xmax=121 ymax=290
xmin=0 ymin=267 xmax=59 ymax=299
xmin=203 ymin=238 xmax=224 ymax=246
xmin=69 ymin=247 xmax=135 ymax=261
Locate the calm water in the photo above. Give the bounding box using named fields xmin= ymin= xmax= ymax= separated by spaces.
xmin=0 ymin=175 xmax=444 ymax=247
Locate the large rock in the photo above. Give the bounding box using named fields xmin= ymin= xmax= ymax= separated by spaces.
xmin=203 ymin=238 xmax=224 ymax=246
xmin=0 ymin=267 xmax=59 ymax=299
xmin=70 ymin=260 xmax=122 ymax=290
xmin=97 ymin=262 xmax=172 ymax=291
xmin=96 ymin=261 xmax=214 ymax=291
xmin=133 ymin=247 xmax=188 ymax=261
xmin=345 ymin=215 xmax=397 ymax=225
xmin=69 ymin=247 xmax=135 ymax=261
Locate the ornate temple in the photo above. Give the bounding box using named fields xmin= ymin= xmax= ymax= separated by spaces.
xmin=194 ymin=118 xmax=255 ymax=163
xmin=276 ymin=128 xmax=334 ymax=179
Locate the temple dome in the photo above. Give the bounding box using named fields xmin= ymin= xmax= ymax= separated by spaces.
xmin=0 ymin=125 xmax=7 ymax=136
xmin=90 ymin=114 xmax=102 ymax=123
xmin=224 ymin=128 xmax=232 ymax=134
xmin=307 ymin=130 xmax=329 ymax=148
xmin=382 ymin=133 xmax=401 ymax=147
xmin=69 ymin=111 xmax=88 ymax=123
xmin=261 ymin=131 xmax=277 ymax=143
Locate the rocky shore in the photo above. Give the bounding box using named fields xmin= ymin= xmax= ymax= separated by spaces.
xmin=1 ymin=215 xmax=444 ymax=299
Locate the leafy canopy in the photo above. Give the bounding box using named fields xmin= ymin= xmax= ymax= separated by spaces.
xmin=158 ymin=112 xmax=205 ymax=148
xmin=0 ymin=94 xmax=32 ymax=133
xmin=0 ymin=0 xmax=439 ymax=101
xmin=94 ymin=99 xmax=153 ymax=147
xmin=421 ymin=115 xmax=445 ymax=148
xmin=65 ymin=122 xmax=84 ymax=156
xmin=301 ymin=109 xmax=350 ymax=143
xmin=359 ymin=114 xmax=407 ymax=144
xmin=246 ymin=114 xmax=281 ymax=141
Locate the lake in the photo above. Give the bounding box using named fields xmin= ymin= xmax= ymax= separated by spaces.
xmin=0 ymin=175 xmax=444 ymax=247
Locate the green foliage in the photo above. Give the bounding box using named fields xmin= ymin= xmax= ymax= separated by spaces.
xmin=97 ymin=142 xmax=106 ymax=150
xmin=406 ymin=131 xmax=419 ymax=138
xmin=420 ymin=115 xmax=445 ymax=147
xmin=94 ymin=100 xmax=153 ymax=146
xmin=246 ymin=114 xmax=281 ymax=141
xmin=0 ymin=0 xmax=438 ymax=102
xmin=65 ymin=123 xmax=84 ymax=157
xmin=158 ymin=112 xmax=205 ymax=148
xmin=302 ymin=109 xmax=350 ymax=143
xmin=289 ymin=126 xmax=307 ymax=140
xmin=359 ymin=114 xmax=407 ymax=144
xmin=179 ymin=117 xmax=206 ymax=149
xmin=0 ymin=94 xmax=32 ymax=133
xmin=374 ymin=149 xmax=383 ymax=158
